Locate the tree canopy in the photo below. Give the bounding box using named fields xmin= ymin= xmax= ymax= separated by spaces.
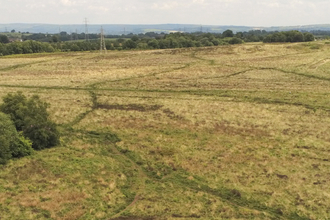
xmin=0 ymin=112 xmax=33 ymax=164
xmin=0 ymin=92 xmax=60 ymax=151
xmin=0 ymin=34 xmax=9 ymax=44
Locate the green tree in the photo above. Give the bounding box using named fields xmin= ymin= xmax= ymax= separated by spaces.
xmin=271 ymin=32 xmax=287 ymax=42
xmin=158 ymin=39 xmax=169 ymax=49
xmin=0 ymin=112 xmax=16 ymax=164
xmin=0 ymin=91 xmax=28 ymax=130
xmin=304 ymin=32 xmax=314 ymax=42
xmin=148 ymin=39 xmax=159 ymax=49
xmin=0 ymin=92 xmax=60 ymax=150
xmin=235 ymin=32 xmax=243 ymax=38
xmin=131 ymin=36 xmax=139 ymax=42
xmin=228 ymin=37 xmax=243 ymax=44
xmin=0 ymin=35 xmax=9 ymax=44
xmin=292 ymin=31 xmax=304 ymax=42
xmin=137 ymin=42 xmax=148 ymax=49
xmin=0 ymin=113 xmax=33 ymax=164
xmin=123 ymin=40 xmax=137 ymax=49
xmin=201 ymin=37 xmax=213 ymax=46
xmin=10 ymin=132 xmax=33 ymax=158
xmin=211 ymin=39 xmax=220 ymax=46
xmin=51 ymin=35 xmax=60 ymax=43
xmin=223 ymin=29 xmax=234 ymax=38
xmin=0 ymin=43 xmax=8 ymax=55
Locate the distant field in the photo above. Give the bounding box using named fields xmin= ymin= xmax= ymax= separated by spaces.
xmin=1 ymin=42 xmax=330 ymax=219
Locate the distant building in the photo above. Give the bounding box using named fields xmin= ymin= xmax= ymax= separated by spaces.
xmin=8 ymin=38 xmax=22 ymax=42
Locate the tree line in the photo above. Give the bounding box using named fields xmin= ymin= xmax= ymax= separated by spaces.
xmin=0 ymin=30 xmax=315 ymax=56
xmin=263 ymin=31 xmax=315 ymax=43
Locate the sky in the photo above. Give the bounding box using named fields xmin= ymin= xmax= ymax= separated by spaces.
xmin=0 ymin=0 xmax=329 ymax=27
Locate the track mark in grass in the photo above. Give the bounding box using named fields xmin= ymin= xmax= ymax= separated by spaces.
xmin=89 ymin=63 xmax=193 ymax=88
xmin=110 ymin=217 xmax=156 ymax=220
xmin=66 ymin=109 xmax=94 ymax=127
xmin=110 ymin=145 xmax=148 ymax=219
xmin=0 ymin=57 xmax=65 ymax=72
xmin=119 ymin=146 xmax=309 ymax=220
xmin=249 ymin=96 xmax=329 ymax=112
xmin=189 ymin=50 xmax=217 ymax=65
xmin=185 ymin=90 xmax=330 ymax=113
xmin=276 ymin=174 xmax=289 ymax=179
xmin=98 ymin=104 xmax=163 ymax=112
xmin=0 ymin=61 xmax=47 ymax=71
xmin=226 ymin=68 xmax=255 ymax=77
xmin=1 ymin=83 xmax=329 ymax=114
xmin=0 ymin=84 xmax=87 ymax=90
xmin=163 ymin=174 xmax=309 ymax=220
xmin=162 ymin=108 xmax=185 ymax=120
xmin=65 ymin=91 xmax=98 ymax=127
xmin=308 ymin=58 xmax=330 ymax=69
xmin=258 ymin=67 xmax=330 ymax=81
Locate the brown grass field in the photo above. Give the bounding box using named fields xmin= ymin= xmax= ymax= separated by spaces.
xmin=0 ymin=42 xmax=330 ymax=219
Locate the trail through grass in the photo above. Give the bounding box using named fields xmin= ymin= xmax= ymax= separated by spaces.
xmin=0 ymin=43 xmax=330 ymax=219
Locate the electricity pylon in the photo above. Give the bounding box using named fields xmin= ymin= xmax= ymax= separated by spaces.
xmin=100 ymin=26 xmax=107 ymax=53
xmin=84 ymin=18 xmax=89 ymax=41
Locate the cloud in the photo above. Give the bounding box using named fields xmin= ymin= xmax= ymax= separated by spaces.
xmin=1 ymin=0 xmax=330 ymax=26
xmin=88 ymin=5 xmax=109 ymax=13
xmin=193 ymin=0 xmax=205 ymax=4
xmin=61 ymin=0 xmax=75 ymax=6
xmin=152 ymin=1 xmax=180 ymax=10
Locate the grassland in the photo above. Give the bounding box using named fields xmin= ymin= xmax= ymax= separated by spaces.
xmin=0 ymin=42 xmax=330 ymax=220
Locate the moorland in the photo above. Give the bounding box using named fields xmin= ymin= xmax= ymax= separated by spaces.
xmin=0 ymin=41 xmax=330 ymax=219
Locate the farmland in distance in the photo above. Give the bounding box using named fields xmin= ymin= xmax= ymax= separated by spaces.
xmin=0 ymin=42 xmax=330 ymax=219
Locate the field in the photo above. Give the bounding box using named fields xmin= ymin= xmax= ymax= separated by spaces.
xmin=0 ymin=42 xmax=330 ymax=220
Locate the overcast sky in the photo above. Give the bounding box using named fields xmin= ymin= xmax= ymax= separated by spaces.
xmin=0 ymin=0 xmax=329 ymax=26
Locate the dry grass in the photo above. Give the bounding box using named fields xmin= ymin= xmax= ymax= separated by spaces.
xmin=1 ymin=42 xmax=330 ymax=219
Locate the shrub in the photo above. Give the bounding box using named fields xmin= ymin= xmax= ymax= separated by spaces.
xmin=0 ymin=112 xmax=16 ymax=164
xmin=0 ymin=113 xmax=33 ymax=164
xmin=23 ymin=121 xmax=59 ymax=150
xmin=0 ymin=91 xmax=28 ymax=130
xmin=10 ymin=132 xmax=34 ymax=158
xmin=229 ymin=37 xmax=243 ymax=45
xmin=0 ymin=92 xmax=60 ymax=150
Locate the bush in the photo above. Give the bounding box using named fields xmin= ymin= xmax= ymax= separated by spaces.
xmin=0 ymin=92 xmax=60 ymax=150
xmin=0 ymin=91 xmax=28 ymax=130
xmin=0 ymin=112 xmax=16 ymax=164
xmin=0 ymin=113 xmax=33 ymax=164
xmin=10 ymin=132 xmax=34 ymax=158
xmin=23 ymin=121 xmax=59 ymax=150
xmin=229 ymin=37 xmax=243 ymax=45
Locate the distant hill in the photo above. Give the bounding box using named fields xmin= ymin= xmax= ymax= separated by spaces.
xmin=1 ymin=23 xmax=330 ymax=34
